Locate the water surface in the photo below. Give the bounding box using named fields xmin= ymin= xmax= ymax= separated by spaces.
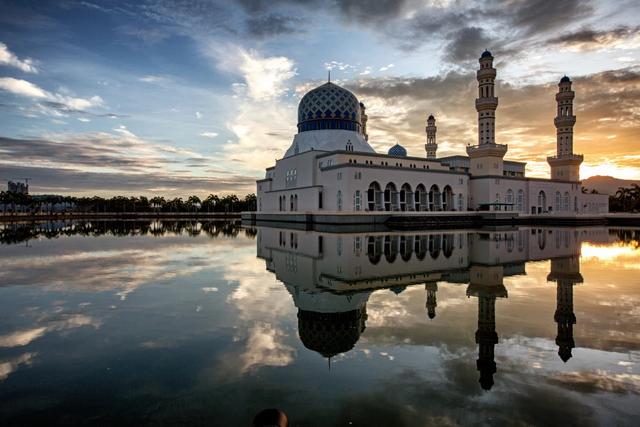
xmin=0 ymin=221 xmax=639 ymax=426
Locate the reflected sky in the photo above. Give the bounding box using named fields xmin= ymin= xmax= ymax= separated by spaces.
xmin=0 ymin=221 xmax=639 ymax=426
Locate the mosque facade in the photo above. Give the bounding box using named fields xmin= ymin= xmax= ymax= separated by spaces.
xmin=256 ymin=51 xmax=609 ymax=216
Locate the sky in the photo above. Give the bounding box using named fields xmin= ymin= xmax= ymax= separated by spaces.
xmin=0 ymin=0 xmax=638 ymax=197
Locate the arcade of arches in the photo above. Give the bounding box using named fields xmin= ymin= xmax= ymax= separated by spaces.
xmin=367 ymin=181 xmax=456 ymax=212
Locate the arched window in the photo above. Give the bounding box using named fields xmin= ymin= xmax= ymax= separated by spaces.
xmin=429 ymin=185 xmax=440 ymax=211
xmin=384 ymin=183 xmax=398 ymax=211
xmin=290 ymin=195 xmax=294 ymax=211
xmin=400 ymin=183 xmax=412 ymax=211
xmin=368 ymin=182 xmax=382 ymax=211
xmin=564 ymin=191 xmax=570 ymax=211
xmin=354 ymin=190 xmax=361 ymax=211
xmin=506 ymin=189 xmax=514 ymax=211
xmin=517 ymin=190 xmax=524 ymax=212
xmin=415 ymin=184 xmax=427 ymax=211
xmin=458 ymin=193 xmax=464 ymax=211
xmin=555 ymin=191 xmax=561 ymax=212
xmin=337 ymin=190 xmax=342 ymax=211
xmin=538 ymin=191 xmax=546 ymax=213
xmin=442 ymin=185 xmax=453 ymax=211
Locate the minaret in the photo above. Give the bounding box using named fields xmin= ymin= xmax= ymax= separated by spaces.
xmin=548 ymin=76 xmax=583 ymax=181
xmin=425 ymin=114 xmax=437 ymax=159
xmin=360 ymin=102 xmax=369 ymax=142
xmin=547 ymin=256 xmax=583 ymax=362
xmin=467 ymin=50 xmax=507 ymax=176
xmin=467 ymin=265 xmax=508 ymax=391
xmin=425 ymin=282 xmax=437 ymax=319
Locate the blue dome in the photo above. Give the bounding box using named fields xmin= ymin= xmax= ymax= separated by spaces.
xmin=481 ymin=50 xmax=492 ymax=58
xmin=388 ymin=143 xmax=407 ymax=157
xmin=560 ymin=75 xmax=571 ymax=83
xmin=297 ymin=82 xmax=362 ymax=134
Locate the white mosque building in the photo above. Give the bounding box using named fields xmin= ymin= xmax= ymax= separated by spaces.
xmin=255 ymin=50 xmax=608 ymax=217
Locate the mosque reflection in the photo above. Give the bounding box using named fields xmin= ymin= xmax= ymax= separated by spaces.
xmin=257 ymin=226 xmax=611 ymax=390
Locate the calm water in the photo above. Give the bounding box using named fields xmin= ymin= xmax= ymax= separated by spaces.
xmin=0 ymin=221 xmax=639 ymax=426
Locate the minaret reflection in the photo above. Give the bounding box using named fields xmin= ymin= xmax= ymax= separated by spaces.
xmin=547 ymin=256 xmax=583 ymax=362
xmin=467 ymin=265 xmax=508 ymax=391
xmin=425 ymin=282 xmax=438 ymax=320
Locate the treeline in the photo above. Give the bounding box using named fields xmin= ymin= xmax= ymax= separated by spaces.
xmin=0 ymin=192 xmax=256 ymax=213
xmin=609 ymin=184 xmax=640 ymax=212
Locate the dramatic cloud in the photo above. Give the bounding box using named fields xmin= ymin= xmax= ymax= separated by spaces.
xmin=0 ymin=42 xmax=38 ymax=73
xmin=546 ymin=26 xmax=640 ymax=51
xmin=345 ymin=65 xmax=640 ymax=177
xmin=445 ymin=27 xmax=494 ymax=63
xmin=0 ymin=132 xmax=257 ymax=196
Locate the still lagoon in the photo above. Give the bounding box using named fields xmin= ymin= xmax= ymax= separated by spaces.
xmin=0 ymin=221 xmax=639 ymax=426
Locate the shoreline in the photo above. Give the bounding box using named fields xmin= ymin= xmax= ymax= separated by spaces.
xmin=0 ymin=212 xmax=242 ymax=222
xmin=242 ymin=211 xmax=640 ymax=229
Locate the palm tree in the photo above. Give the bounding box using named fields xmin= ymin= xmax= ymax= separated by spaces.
xmin=187 ymin=195 xmax=201 ymax=212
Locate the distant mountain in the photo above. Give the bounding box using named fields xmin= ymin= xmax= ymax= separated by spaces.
xmin=582 ymin=176 xmax=639 ymax=195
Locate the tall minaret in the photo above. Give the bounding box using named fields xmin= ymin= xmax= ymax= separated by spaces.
xmin=467 ymin=50 xmax=507 ymax=177
xmin=548 ymin=76 xmax=583 ymax=182
xmin=425 ymin=114 xmax=437 ymax=159
xmin=547 ymin=256 xmax=583 ymax=362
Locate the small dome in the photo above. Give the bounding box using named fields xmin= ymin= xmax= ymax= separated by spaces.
xmin=560 ymin=75 xmax=571 ymax=83
xmin=428 ymin=114 xmax=435 ymax=120
xmin=388 ymin=143 xmax=407 ymax=157
xmin=481 ymin=50 xmax=492 ymax=58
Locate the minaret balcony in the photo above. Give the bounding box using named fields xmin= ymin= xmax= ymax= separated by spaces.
xmin=554 ymin=116 xmax=576 ymax=127
xmin=475 ymin=97 xmax=498 ymax=110
xmin=466 ymin=143 xmax=508 ymax=157
xmin=556 ymin=91 xmax=575 ymax=101
xmin=547 ymin=154 xmax=583 ymax=165
xmin=476 ymin=68 xmax=496 ymax=79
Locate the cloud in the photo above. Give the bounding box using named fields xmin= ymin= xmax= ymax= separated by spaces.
xmin=196 ymin=111 xmax=202 ymax=119
xmin=246 ymin=13 xmax=302 ymax=38
xmin=0 ymin=77 xmax=47 ymax=98
xmin=445 ymin=27 xmax=494 ymax=63
xmin=239 ymin=323 xmax=295 ymax=372
xmin=0 ymin=353 xmax=36 ymax=381
xmin=200 ymin=132 xmax=219 ymax=138
xmin=546 ymin=26 xmax=640 ymax=51
xmin=0 ymin=132 xmax=257 ymax=196
xmin=0 ymin=42 xmax=38 ymax=73
xmin=0 ymin=327 xmax=47 ymax=347
xmin=138 ymin=74 xmax=170 ymax=83
xmin=212 ymin=46 xmax=297 ymax=101
xmin=0 ymin=77 xmax=105 ymax=116
xmin=0 ymin=315 xmax=100 ymax=348
xmin=379 ymin=64 xmax=395 ymax=72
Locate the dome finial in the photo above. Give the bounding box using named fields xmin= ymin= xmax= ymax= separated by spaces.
xmin=328 ymin=69 xmax=331 ymax=83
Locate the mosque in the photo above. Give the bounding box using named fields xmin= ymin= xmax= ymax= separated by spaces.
xmin=255 ymin=50 xmax=608 ymax=216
